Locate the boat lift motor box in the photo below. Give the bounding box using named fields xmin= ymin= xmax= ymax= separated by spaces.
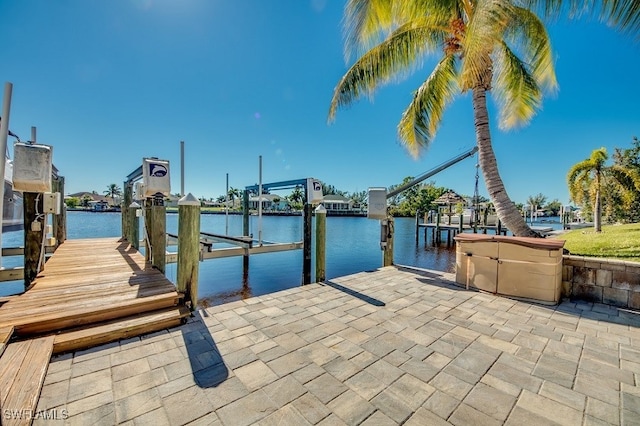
xmin=43 ymin=192 xmax=61 ymax=215
xmin=367 ymin=187 xmax=387 ymax=220
xmin=12 ymin=143 xmax=53 ymax=193
xmin=142 ymin=158 xmax=170 ymax=198
xmin=306 ymin=178 xmax=323 ymax=204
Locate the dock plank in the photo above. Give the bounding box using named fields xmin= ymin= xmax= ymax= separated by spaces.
xmin=0 ymin=325 xmax=13 ymax=357
xmin=0 ymin=336 xmax=54 ymax=426
xmin=53 ymin=306 xmax=190 ymax=354
xmin=0 ymin=238 xmax=183 ymax=338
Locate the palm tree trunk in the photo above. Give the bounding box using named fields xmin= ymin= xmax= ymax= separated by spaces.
xmin=472 ymin=87 xmax=539 ymax=238
xmin=594 ymin=171 xmax=602 ymax=232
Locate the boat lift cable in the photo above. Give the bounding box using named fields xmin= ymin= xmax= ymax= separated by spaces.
xmin=386 ymin=146 xmax=479 ymax=199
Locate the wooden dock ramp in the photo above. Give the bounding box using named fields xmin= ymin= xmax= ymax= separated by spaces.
xmin=0 ymin=237 xmax=189 ymax=424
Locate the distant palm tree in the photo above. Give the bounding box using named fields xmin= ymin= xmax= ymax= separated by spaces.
xmin=567 ymin=147 xmax=640 ymax=232
xmin=526 ymin=193 xmax=548 ymax=218
xmin=104 ymin=184 xmax=122 ymax=206
xmin=329 ymin=1 xmax=557 ymax=237
xmin=288 ymin=187 xmax=305 ymax=205
xmin=228 ymin=187 xmax=241 ymax=203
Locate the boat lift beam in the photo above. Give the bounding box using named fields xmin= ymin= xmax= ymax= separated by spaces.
xmin=386 ymin=146 xmax=478 ymax=199
xmin=245 ymin=178 xmax=307 ymax=193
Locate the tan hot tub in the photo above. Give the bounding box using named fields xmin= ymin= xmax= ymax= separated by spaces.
xmin=454 ymin=233 xmax=565 ymax=305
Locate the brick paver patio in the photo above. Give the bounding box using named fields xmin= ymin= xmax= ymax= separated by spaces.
xmin=34 ymin=266 xmax=640 ymax=425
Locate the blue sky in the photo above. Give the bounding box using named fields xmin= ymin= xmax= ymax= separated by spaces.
xmin=1 ymin=0 xmax=638 ymax=206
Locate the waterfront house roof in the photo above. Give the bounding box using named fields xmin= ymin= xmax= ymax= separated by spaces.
xmin=66 ymin=192 xmax=110 ymax=203
xmin=434 ymin=190 xmax=464 ymax=205
xmin=322 ymin=194 xmax=350 ymax=202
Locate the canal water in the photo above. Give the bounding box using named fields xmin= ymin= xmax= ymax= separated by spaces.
xmin=0 ymin=211 xmax=563 ymax=306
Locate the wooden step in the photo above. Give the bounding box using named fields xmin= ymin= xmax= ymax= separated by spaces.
xmin=53 ymin=306 xmax=191 ymax=354
xmin=0 ymin=336 xmax=54 ymax=426
xmin=4 ymin=292 xmax=184 ymax=336
xmin=0 ymin=325 xmax=14 ymax=357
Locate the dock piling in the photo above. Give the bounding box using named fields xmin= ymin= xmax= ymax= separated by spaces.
xmin=150 ymin=196 xmax=166 ymax=273
xmin=315 ymin=205 xmax=326 ymax=282
xmin=382 ymin=217 xmax=394 ymax=267
xmin=303 ymin=203 xmax=312 ymax=284
xmin=177 ymin=194 xmax=200 ymax=310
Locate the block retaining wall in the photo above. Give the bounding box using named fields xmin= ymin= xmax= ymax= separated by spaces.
xmin=563 ymin=255 xmax=640 ymax=309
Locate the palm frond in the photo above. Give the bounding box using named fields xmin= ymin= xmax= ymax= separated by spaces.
xmin=522 ymin=0 xmax=640 ymax=36
xmin=567 ymin=147 xmax=609 ymax=203
xmin=397 ymin=54 xmax=459 ymax=157
xmin=493 ymin=43 xmax=542 ymax=129
xmin=329 ymin=18 xmax=447 ymax=122
xmin=460 ymin=0 xmax=514 ymax=90
xmin=507 ymin=7 xmax=558 ymax=93
xmin=343 ymin=0 xmax=397 ymax=61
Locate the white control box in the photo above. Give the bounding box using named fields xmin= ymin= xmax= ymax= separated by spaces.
xmin=13 ymin=143 xmax=53 ymax=192
xmin=367 ymin=187 xmax=388 ymax=219
xmin=43 ymin=192 xmax=61 ymax=214
xmin=306 ymin=178 xmax=323 ymax=204
xmin=142 ymin=158 xmax=170 ymax=197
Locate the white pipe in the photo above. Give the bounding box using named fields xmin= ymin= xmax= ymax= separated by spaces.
xmin=258 ymin=155 xmax=262 ymax=246
xmin=0 ymin=82 xmax=14 ymax=269
xmin=225 ymin=172 xmax=229 ymax=235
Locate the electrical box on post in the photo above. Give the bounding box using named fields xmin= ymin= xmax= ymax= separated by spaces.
xmin=306 ymin=178 xmax=323 ymax=204
xmin=142 ymin=158 xmax=170 ymax=198
xmin=13 ymin=143 xmax=53 ymax=192
xmin=134 ymin=182 xmax=146 ymax=201
xmin=43 ymin=192 xmax=61 ymax=214
xmin=367 ymin=187 xmax=387 ymax=219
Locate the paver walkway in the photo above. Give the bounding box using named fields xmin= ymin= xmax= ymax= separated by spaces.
xmin=32 ymin=266 xmax=640 ymax=425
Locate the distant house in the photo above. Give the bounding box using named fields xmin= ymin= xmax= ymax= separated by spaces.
xmin=248 ymin=194 xmax=291 ymax=211
xmin=66 ymin=192 xmax=114 ymax=210
xmin=322 ymin=194 xmax=354 ymax=213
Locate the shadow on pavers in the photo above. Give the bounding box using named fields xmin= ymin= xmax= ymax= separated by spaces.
xmin=321 ymin=280 xmax=385 ymax=307
xmin=179 ymin=315 xmax=229 ymax=388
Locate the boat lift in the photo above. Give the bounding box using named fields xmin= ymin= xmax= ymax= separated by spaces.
xmin=369 ymin=146 xmax=479 ymax=265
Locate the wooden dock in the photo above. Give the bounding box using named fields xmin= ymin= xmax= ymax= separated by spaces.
xmin=0 ymin=237 xmax=189 ymax=425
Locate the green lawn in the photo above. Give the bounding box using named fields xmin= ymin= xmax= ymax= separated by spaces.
xmin=554 ymin=222 xmax=640 ymax=262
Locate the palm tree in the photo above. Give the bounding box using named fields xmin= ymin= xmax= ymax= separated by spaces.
xmin=288 ymin=186 xmax=305 ymax=206
xmin=526 ymin=192 xmax=547 ymax=218
xmin=567 ymin=147 xmax=640 ymax=232
xmin=227 ymin=187 xmax=241 ymax=203
xmin=104 ymin=184 xmax=122 ymax=206
xmin=329 ymin=1 xmax=558 ymax=237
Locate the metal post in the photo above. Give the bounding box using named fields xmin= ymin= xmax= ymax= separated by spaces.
xmin=315 ymin=204 xmax=326 ymax=283
xmin=180 ymin=141 xmax=185 ymax=196
xmin=177 ymin=193 xmax=200 ymax=310
xmin=303 ymin=203 xmax=312 ymax=284
xmin=225 ymin=172 xmax=229 ymax=235
xmin=435 ymin=212 xmax=441 ymax=244
xmin=242 ymin=189 xmax=249 ymax=236
xmin=0 ymin=82 xmax=13 ymax=268
xmin=258 ymin=155 xmax=263 ymax=246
